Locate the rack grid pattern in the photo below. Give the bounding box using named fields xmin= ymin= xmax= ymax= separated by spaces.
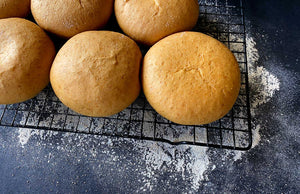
xmin=0 ymin=0 xmax=252 ymax=150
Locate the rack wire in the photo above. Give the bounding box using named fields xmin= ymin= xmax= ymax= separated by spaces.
xmin=0 ymin=0 xmax=252 ymax=150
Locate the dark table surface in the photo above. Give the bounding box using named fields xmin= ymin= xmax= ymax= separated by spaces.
xmin=0 ymin=0 xmax=299 ymax=193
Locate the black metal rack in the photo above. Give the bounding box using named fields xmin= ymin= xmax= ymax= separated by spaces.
xmin=0 ymin=0 xmax=252 ymax=150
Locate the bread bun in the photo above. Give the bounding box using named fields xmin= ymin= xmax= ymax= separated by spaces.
xmin=31 ymin=0 xmax=114 ymax=38
xmin=115 ymin=0 xmax=199 ymax=45
xmin=0 ymin=18 xmax=55 ymax=104
xmin=0 ymin=0 xmax=30 ymax=19
xmin=142 ymin=32 xmax=241 ymax=125
xmin=50 ymin=31 xmax=142 ymax=117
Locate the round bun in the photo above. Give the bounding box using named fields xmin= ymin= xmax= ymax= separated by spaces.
xmin=0 ymin=18 xmax=55 ymax=104
xmin=31 ymin=0 xmax=114 ymax=38
xmin=0 ymin=0 xmax=30 ymax=19
xmin=50 ymin=31 xmax=142 ymax=117
xmin=142 ymin=32 xmax=241 ymax=125
xmin=115 ymin=0 xmax=199 ymax=45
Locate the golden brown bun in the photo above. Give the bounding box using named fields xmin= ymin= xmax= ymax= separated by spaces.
xmin=31 ymin=0 xmax=114 ymax=38
xmin=115 ymin=0 xmax=199 ymax=45
xmin=142 ymin=32 xmax=241 ymax=125
xmin=0 ymin=18 xmax=55 ymax=104
xmin=50 ymin=31 xmax=142 ymax=117
xmin=0 ymin=0 xmax=30 ymax=19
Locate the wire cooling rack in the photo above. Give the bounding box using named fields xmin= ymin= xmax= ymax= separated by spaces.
xmin=0 ymin=0 xmax=252 ymax=150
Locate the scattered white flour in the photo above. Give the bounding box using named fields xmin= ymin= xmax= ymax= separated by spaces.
xmin=134 ymin=142 xmax=209 ymax=191
xmin=246 ymin=37 xmax=281 ymax=111
xmin=15 ymin=35 xmax=280 ymax=191
xmin=232 ymin=151 xmax=243 ymax=162
xmin=246 ymin=36 xmax=280 ymax=148
xmin=229 ymin=36 xmax=280 ymax=162
xmin=18 ymin=128 xmax=59 ymax=148
xmin=18 ymin=128 xmax=32 ymax=148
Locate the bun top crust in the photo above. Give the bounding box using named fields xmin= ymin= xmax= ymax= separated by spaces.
xmin=115 ymin=0 xmax=199 ymax=45
xmin=31 ymin=0 xmax=114 ymax=38
xmin=50 ymin=31 xmax=142 ymax=117
xmin=142 ymin=32 xmax=241 ymax=125
xmin=0 ymin=0 xmax=30 ymax=19
xmin=0 ymin=18 xmax=55 ymax=104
